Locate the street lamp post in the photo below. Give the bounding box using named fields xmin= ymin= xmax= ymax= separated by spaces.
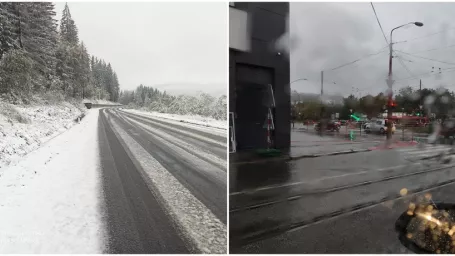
xmin=387 ymin=22 xmax=424 ymax=141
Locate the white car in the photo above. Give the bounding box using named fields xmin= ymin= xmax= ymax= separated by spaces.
xmin=366 ymin=119 xmax=395 ymax=134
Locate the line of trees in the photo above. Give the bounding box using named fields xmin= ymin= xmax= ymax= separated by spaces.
xmin=0 ymin=3 xmax=120 ymax=102
xmin=119 ymin=85 xmax=227 ymax=120
xmin=292 ymin=86 xmax=455 ymax=121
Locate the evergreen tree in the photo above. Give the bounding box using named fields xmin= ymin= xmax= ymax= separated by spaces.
xmin=0 ymin=2 xmax=20 ymax=59
xmin=60 ymin=3 xmax=78 ymax=45
xmin=20 ymin=2 xmax=58 ymax=90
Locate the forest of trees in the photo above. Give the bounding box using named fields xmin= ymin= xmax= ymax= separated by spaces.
xmin=0 ymin=3 xmax=120 ymax=103
xmin=119 ymin=85 xmax=227 ymax=120
xmin=292 ymin=86 xmax=455 ymax=121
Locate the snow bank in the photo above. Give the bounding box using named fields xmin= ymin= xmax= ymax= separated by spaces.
xmin=0 ymin=101 xmax=85 ymax=169
xmin=0 ymin=109 xmax=104 ymax=253
xmin=122 ymin=109 xmax=226 ymax=130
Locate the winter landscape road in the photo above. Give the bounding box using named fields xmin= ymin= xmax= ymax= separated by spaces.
xmin=0 ymin=107 xmax=227 ymax=254
xmin=230 ymin=130 xmax=455 ymax=253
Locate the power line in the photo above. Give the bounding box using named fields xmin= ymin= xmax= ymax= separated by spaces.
xmin=395 ymin=50 xmax=455 ymax=66
xmin=370 ymin=2 xmax=389 ymax=45
xmin=395 ymin=55 xmax=446 ymax=70
xmin=395 ymin=66 xmax=455 ymax=82
xmin=394 ymin=51 xmax=417 ymax=79
xmin=408 ymin=43 xmax=455 ymax=54
xmin=327 ymin=47 xmax=387 ymax=71
xmin=397 ymin=27 xmax=455 ymax=44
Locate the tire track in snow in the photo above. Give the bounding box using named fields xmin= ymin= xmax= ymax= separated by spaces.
xmin=118 ymin=110 xmax=226 ymax=149
xmin=117 ymin=110 xmax=226 ymax=171
xmin=105 ymin=110 xmax=226 ymax=222
xmin=103 ymin=110 xmax=227 ymax=254
xmin=118 ymin=109 xmax=226 ymax=139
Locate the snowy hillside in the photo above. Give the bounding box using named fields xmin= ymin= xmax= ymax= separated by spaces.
xmin=119 ymin=85 xmax=227 ymax=121
xmin=154 ymin=93 xmax=226 ymax=120
xmin=0 ymin=100 xmax=85 ymax=169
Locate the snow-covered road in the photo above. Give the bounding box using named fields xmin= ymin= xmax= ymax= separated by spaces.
xmin=0 ymin=107 xmax=227 ymax=253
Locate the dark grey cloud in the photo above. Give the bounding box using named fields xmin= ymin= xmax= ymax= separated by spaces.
xmin=290 ymin=2 xmax=455 ymax=97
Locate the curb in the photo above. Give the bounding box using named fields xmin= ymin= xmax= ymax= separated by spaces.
xmin=231 ymin=155 xmax=292 ymax=165
xmin=290 ymin=148 xmax=371 ymax=160
xmin=369 ymin=141 xmax=418 ymax=150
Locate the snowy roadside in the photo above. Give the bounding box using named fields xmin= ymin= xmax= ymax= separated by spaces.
xmin=121 ymin=109 xmax=226 ymax=131
xmin=0 ymin=109 xmax=104 ymax=253
xmin=0 ymin=101 xmax=85 ymax=169
xmin=83 ymin=99 xmax=121 ymax=105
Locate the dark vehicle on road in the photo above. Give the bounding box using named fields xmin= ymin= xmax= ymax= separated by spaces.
xmin=315 ymin=120 xmax=340 ymax=132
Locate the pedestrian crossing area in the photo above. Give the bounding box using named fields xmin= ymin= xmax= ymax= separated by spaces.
xmin=395 ymin=144 xmax=454 ymax=160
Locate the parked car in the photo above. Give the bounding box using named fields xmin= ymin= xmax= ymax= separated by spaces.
xmin=332 ymin=120 xmax=341 ymax=126
xmin=365 ymin=119 xmax=395 ymax=134
xmin=315 ymin=120 xmax=341 ymax=132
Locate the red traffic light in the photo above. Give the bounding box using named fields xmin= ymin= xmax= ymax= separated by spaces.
xmin=388 ymin=99 xmax=397 ymax=107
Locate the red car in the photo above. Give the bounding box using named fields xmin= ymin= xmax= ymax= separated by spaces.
xmin=315 ymin=120 xmax=340 ymax=132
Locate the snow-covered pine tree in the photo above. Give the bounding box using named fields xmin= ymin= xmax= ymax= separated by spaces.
xmin=20 ymin=2 xmax=58 ymax=91
xmin=0 ymin=2 xmax=20 ymax=60
xmin=76 ymin=42 xmax=90 ymax=98
xmin=112 ymin=71 xmax=120 ymax=101
xmin=60 ymin=3 xmax=78 ymax=45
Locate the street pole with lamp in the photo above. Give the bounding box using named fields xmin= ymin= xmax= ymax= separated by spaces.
xmin=387 ymin=21 xmax=424 ymax=142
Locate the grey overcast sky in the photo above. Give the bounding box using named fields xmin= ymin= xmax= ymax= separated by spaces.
xmin=54 ymin=2 xmax=227 ymax=96
xmin=290 ymin=2 xmax=455 ymax=97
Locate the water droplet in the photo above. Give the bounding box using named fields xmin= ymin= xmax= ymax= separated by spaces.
xmin=400 ymin=188 xmax=408 ymax=196
xmin=425 ymin=95 xmax=436 ymax=106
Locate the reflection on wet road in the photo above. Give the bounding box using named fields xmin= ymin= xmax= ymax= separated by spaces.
xmin=230 ymin=131 xmax=455 ymax=253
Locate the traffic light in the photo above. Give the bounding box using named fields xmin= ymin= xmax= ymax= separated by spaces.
xmin=388 ymin=99 xmax=397 ymax=109
xmin=350 ymin=114 xmax=360 ymax=121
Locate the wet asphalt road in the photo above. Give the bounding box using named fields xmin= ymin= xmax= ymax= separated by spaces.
xmin=98 ymin=108 xmax=227 ymax=253
xmin=230 ymin=132 xmax=455 ymax=253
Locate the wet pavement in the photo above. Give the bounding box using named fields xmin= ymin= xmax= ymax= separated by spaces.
xmin=291 ymin=129 xmax=388 ymax=158
xmin=229 ymin=131 xmax=455 ymax=253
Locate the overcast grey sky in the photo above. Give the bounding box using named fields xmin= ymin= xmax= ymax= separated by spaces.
xmin=54 ymin=2 xmax=227 ymax=96
xmin=290 ymin=2 xmax=455 ymax=97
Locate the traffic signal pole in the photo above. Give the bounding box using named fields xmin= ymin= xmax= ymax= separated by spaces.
xmin=386 ymin=39 xmax=394 ymax=142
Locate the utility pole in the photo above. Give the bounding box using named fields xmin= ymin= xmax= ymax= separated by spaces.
xmin=386 ymin=38 xmax=394 ymax=141
xmin=320 ymin=70 xmax=325 ymax=132
xmin=420 ymin=79 xmax=422 ymax=115
xmin=386 ymin=22 xmax=423 ymax=142
xmin=321 ymin=71 xmax=324 ymax=96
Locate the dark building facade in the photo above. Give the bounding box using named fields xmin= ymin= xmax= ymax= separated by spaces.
xmin=229 ymin=2 xmax=290 ymax=152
